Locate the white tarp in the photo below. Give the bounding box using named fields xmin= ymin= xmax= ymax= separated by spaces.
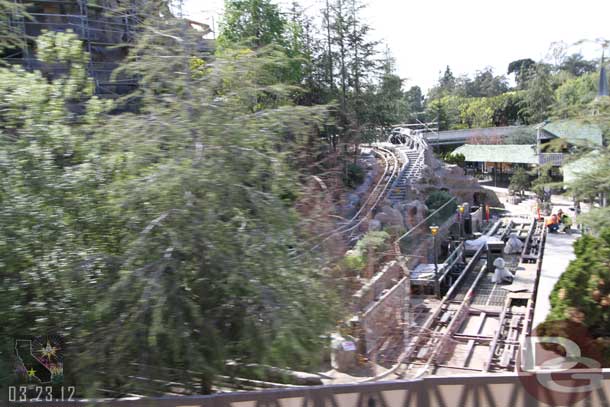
xmin=412 ymin=263 xmax=440 ymax=280
xmin=464 ymin=235 xmax=502 ymax=252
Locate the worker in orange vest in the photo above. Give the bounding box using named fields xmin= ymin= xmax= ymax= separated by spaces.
xmin=546 ymin=213 xmax=559 ymax=233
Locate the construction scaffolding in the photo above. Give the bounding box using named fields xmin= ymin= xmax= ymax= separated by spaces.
xmin=5 ymin=0 xmax=140 ymax=96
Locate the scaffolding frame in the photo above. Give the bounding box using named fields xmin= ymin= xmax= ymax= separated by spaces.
xmin=7 ymin=0 xmax=140 ymax=97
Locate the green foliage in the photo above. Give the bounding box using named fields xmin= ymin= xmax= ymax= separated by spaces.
xmin=553 ymin=72 xmax=598 ymax=118
xmin=548 ymin=42 xmax=610 ymax=235
xmin=430 ymin=66 xmax=508 ymax=100
xmin=354 ymin=230 xmax=390 ymax=254
xmin=216 ymin=0 xmax=394 ymax=146
xmin=404 ymin=85 xmax=423 ymax=115
xmin=97 ymin=18 xmax=336 ymax=390
xmin=548 ymin=231 xmax=610 ymax=339
xmin=559 ymin=53 xmax=597 ymax=77
xmin=532 ymin=169 xmax=553 ymax=201
xmin=520 ymin=63 xmax=555 ymax=123
xmin=342 ymin=231 xmax=390 ymax=274
xmin=343 ymin=162 xmax=365 ymax=188
xmin=0 ymin=0 xmax=28 ymax=54
xmin=546 ymin=46 xmax=610 ymax=350
xmin=219 ymin=0 xmax=287 ymax=48
xmin=0 ymin=31 xmax=115 ymax=390
xmin=1 ymin=17 xmax=337 ymax=396
xmin=426 ymin=97 xmax=459 ymax=131
xmin=362 ymin=69 xmax=408 ymax=134
xmin=443 ymin=152 xmax=465 ymax=167
xmin=425 ymin=190 xmax=457 ymax=225
xmin=343 ymin=250 xmax=366 ymax=272
xmin=425 ymin=92 xmax=526 ymax=130
xmin=436 ymin=65 xmax=456 ymax=96
xmin=459 ymin=96 xmax=495 ymax=128
xmin=566 ymin=148 xmax=610 ymax=232
xmin=509 ymin=167 xmax=530 ymax=196
xmin=507 ymin=58 xmax=535 ymax=89
xmin=456 ymin=67 xmax=509 ymax=98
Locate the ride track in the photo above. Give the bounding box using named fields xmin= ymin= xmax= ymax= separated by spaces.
xmin=309 ymin=145 xmax=402 ymax=250
xmin=302 ymin=131 xmax=546 ymax=383
xmin=401 ymin=218 xmax=545 ymax=378
xmin=306 ymin=129 xmax=430 ymax=252
xmin=85 ymin=137 xmax=546 ymax=396
xmin=359 ymin=217 xmax=546 ymax=382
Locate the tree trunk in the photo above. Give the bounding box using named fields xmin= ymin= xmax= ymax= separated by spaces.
xmin=324 ymin=0 xmax=334 ymax=91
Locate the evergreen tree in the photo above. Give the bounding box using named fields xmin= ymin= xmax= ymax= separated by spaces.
xmin=509 ymin=167 xmax=530 ymax=197
xmin=0 ymin=30 xmax=114 ymax=390
xmin=330 ymin=0 xmax=350 ymax=119
xmin=507 ymin=58 xmax=536 ymax=89
xmin=404 ymin=85 xmax=423 ymax=115
xmin=545 ymin=230 xmax=610 ymax=364
xmin=219 ymin=0 xmax=287 ymax=48
xmin=1 ymin=5 xmax=338 ymax=396
xmin=521 ymin=63 xmax=555 ymax=123
xmin=286 ymin=1 xmax=326 ymax=105
xmin=553 ymin=72 xmax=599 ymax=118
xmin=346 ymin=0 xmax=378 ymax=102
xmin=364 ymin=50 xmax=406 ymax=135
xmin=88 ymin=5 xmax=336 ymax=394
xmin=439 ymin=65 xmax=456 ymax=93
xmin=559 ymin=53 xmax=597 ymax=77
xmin=466 ymin=67 xmax=509 ymax=98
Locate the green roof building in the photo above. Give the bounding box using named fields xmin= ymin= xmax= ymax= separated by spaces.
xmin=563 ymin=153 xmax=601 ymax=185
xmin=452 ymin=144 xmax=538 ymax=165
xmin=540 ymin=120 xmax=604 ymax=147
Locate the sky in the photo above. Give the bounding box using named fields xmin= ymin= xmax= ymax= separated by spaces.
xmin=183 ymin=0 xmax=609 ymax=92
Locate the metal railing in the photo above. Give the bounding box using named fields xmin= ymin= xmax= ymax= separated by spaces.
xmin=18 ymin=370 xmax=610 ymax=406
xmin=538 ymin=152 xmax=564 ymax=166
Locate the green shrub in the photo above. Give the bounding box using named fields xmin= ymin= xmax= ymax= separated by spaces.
xmin=444 ymin=152 xmax=465 ymax=167
xmin=341 ymin=231 xmax=390 ymax=274
xmin=354 ymin=231 xmax=390 ymax=253
xmin=509 ymin=167 xmax=530 ymax=196
xmin=425 ymin=190 xmax=457 ymax=226
xmin=343 ymin=163 xmax=365 ymax=188
xmin=343 ymin=250 xmax=365 ymax=272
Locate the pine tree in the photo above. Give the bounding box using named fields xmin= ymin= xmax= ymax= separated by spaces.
xmin=438 ymin=65 xmax=456 ymax=94
xmin=1 ymin=4 xmax=338 ymax=396
xmin=521 ymin=63 xmax=555 ymax=123
xmin=0 ymin=30 xmax=114 ymax=390
xmin=346 ymin=0 xmax=379 ymax=126
xmin=219 ymin=0 xmax=287 ymax=48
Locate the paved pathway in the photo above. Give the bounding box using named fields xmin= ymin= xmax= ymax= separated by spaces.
xmin=532 ymin=231 xmax=579 ymax=329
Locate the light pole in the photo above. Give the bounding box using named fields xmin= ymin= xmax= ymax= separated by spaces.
xmin=458 ymin=204 xmax=465 ymax=239
xmin=430 ymin=225 xmax=440 ymax=298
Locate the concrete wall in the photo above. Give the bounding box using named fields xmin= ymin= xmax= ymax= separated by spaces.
xmin=352 ymin=261 xmax=403 ymax=313
xmin=360 ymin=277 xmax=408 ymax=355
